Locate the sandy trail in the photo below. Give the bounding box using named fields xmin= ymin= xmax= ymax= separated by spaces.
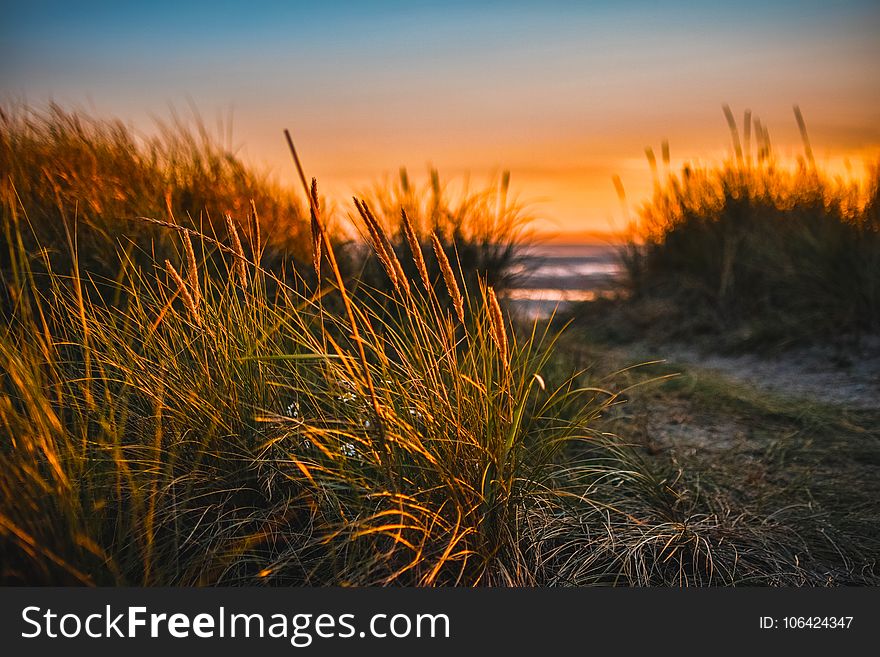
xmin=658 ymin=340 xmax=880 ymax=411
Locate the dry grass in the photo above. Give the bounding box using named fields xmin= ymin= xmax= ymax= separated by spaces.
xmin=0 ymin=104 xmax=314 ymax=281
xmin=0 ymin=103 xmax=845 ymax=586
xmin=615 ymin=106 xmax=880 ymax=350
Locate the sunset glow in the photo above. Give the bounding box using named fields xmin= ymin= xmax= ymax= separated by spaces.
xmin=3 ymin=0 xmax=878 ymax=238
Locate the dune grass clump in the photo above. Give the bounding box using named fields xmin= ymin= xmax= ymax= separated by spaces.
xmin=0 ymin=103 xmax=312 ymax=284
xmin=0 ymin=104 xmax=531 ymax=322
xmin=357 ymin=167 xmax=531 ymax=298
xmin=2 ymin=167 xmax=827 ymax=586
xmin=618 ymin=106 xmax=880 ymax=349
xmin=0 ymin=163 xmax=617 ymax=585
xmin=1 ymin=108 xmax=848 ymax=587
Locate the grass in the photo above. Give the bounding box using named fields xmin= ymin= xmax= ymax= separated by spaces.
xmin=549 ymin=339 xmax=879 ymax=585
xmin=4 ymin=181 xmax=711 ymax=586
xmin=0 ymin=104 xmax=530 ymax=316
xmin=357 ymin=166 xmax=532 ymax=297
xmin=608 ymin=106 xmax=880 ymax=351
xmin=1 ymin=103 xmax=875 ymax=586
xmin=552 ymin=106 xmax=880 ymax=584
xmin=0 ymin=103 xmax=314 ymax=283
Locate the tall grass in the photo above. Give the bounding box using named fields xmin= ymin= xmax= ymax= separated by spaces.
xmin=357 ymin=167 xmax=531 ymax=297
xmin=0 ymin=104 xmax=314 ymax=282
xmin=0 ymin=104 xmax=530 ymax=327
xmin=0 ymin=158 xmax=605 ymax=584
xmin=3 ymin=192 xmax=829 ymax=585
xmin=0 ymin=104 xmax=842 ymax=586
xmin=619 ymin=106 xmax=880 ymax=349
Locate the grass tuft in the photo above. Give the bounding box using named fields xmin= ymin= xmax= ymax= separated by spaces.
xmin=610 ymin=106 xmax=880 ymax=350
xmin=2 ymin=102 xmax=866 ymax=586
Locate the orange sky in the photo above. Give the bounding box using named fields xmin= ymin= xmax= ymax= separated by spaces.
xmin=2 ymin=1 xmax=879 ymax=239
xmin=264 ymin=111 xmax=878 ymax=240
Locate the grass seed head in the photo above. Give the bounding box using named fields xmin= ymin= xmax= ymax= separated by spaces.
xmin=432 ymin=232 xmax=464 ymax=324
xmin=487 ymin=286 xmax=508 ymax=362
xmin=182 ymin=230 xmax=201 ymax=309
xmin=165 ymin=259 xmax=201 ymax=327
xmin=310 ymin=178 xmax=323 ymax=279
xmin=249 ymin=198 xmax=262 ymax=261
xmin=357 ymin=197 xmax=407 ymax=294
xmin=225 ymin=213 xmax=248 ymax=290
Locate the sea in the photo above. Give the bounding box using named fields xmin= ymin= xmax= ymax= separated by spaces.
xmin=504 ymin=243 xmax=623 ymax=319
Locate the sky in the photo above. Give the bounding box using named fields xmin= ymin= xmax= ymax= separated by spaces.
xmin=2 ymin=0 xmax=879 ymax=239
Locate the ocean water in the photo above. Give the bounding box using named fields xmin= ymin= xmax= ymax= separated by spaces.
xmin=505 ymin=243 xmax=623 ymax=319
